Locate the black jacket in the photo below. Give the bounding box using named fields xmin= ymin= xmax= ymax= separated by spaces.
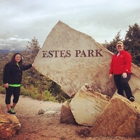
xmin=3 ymin=62 xmax=32 ymax=84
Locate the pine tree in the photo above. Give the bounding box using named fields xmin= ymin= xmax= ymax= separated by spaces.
xmin=124 ymin=23 xmax=140 ymax=66
xmin=23 ymin=37 xmax=40 ymax=63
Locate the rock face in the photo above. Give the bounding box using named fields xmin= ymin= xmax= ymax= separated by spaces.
xmin=69 ymin=84 xmax=109 ymax=126
xmin=0 ymin=113 xmax=21 ymax=139
xmin=90 ymin=93 xmax=140 ymax=137
xmin=33 ymin=20 xmax=116 ymax=97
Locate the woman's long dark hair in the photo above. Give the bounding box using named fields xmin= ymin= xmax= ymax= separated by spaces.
xmin=11 ymin=53 xmax=23 ymax=66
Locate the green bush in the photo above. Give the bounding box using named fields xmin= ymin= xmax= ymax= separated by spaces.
xmin=20 ymin=86 xmax=58 ymax=102
xmin=42 ymin=90 xmax=57 ymax=102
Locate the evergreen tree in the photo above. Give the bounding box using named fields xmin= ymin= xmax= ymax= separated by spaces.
xmin=23 ymin=37 xmax=40 ymax=63
xmin=124 ymin=23 xmax=140 ymax=66
xmin=21 ymin=37 xmax=40 ymax=87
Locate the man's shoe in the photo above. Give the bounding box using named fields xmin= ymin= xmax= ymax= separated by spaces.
xmin=7 ymin=110 xmax=16 ymax=114
xmin=129 ymin=96 xmax=135 ymax=102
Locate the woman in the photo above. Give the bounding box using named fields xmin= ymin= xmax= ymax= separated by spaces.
xmin=3 ymin=53 xmax=33 ymax=114
xmin=109 ymin=41 xmax=135 ymax=102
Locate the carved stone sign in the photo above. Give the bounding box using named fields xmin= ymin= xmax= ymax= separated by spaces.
xmin=33 ymin=21 xmax=140 ymax=97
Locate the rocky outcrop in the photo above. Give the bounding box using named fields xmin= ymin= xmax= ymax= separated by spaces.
xmin=90 ymin=93 xmax=140 ymax=137
xmin=60 ymin=84 xmax=140 ymax=137
xmin=0 ymin=113 xmax=21 ymax=139
xmin=32 ymin=20 xmax=140 ymax=137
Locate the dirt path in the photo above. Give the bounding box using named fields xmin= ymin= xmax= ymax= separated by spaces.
xmin=0 ymin=94 xmax=138 ymax=140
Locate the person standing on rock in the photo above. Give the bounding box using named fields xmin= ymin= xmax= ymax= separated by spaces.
xmin=109 ymin=41 xmax=135 ymax=102
xmin=3 ymin=53 xmax=33 ymax=114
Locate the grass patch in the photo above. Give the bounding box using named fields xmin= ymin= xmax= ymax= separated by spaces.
xmin=0 ymin=85 xmax=67 ymax=103
xmin=20 ymin=86 xmax=57 ymax=102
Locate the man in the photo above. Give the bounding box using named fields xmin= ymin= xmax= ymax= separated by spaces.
xmin=109 ymin=41 xmax=135 ymax=102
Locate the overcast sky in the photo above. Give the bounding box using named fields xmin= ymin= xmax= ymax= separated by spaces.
xmin=0 ymin=0 xmax=140 ymax=51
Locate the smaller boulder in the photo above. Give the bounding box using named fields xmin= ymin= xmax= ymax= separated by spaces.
xmin=60 ymin=101 xmax=76 ymax=124
xmin=70 ymin=83 xmax=109 ymax=126
xmin=38 ymin=109 xmax=45 ymax=115
xmin=90 ymin=93 xmax=140 ymax=137
xmin=0 ymin=114 xmax=21 ymax=139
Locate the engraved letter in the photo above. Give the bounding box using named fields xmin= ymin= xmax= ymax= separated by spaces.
xmin=96 ymin=49 xmax=103 ymax=57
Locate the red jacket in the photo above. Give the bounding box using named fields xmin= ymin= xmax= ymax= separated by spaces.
xmin=109 ymin=50 xmax=132 ymax=75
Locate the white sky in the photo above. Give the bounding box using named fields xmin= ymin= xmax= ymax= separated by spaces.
xmin=0 ymin=0 xmax=140 ymax=50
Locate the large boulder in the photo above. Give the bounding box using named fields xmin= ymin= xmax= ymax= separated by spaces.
xmin=33 ymin=20 xmax=116 ymax=97
xmin=0 ymin=114 xmax=21 ymax=139
xmin=33 ymin=20 xmax=140 ymax=98
xmin=90 ymin=93 xmax=140 ymax=137
xmin=69 ymin=84 xmax=109 ymax=126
